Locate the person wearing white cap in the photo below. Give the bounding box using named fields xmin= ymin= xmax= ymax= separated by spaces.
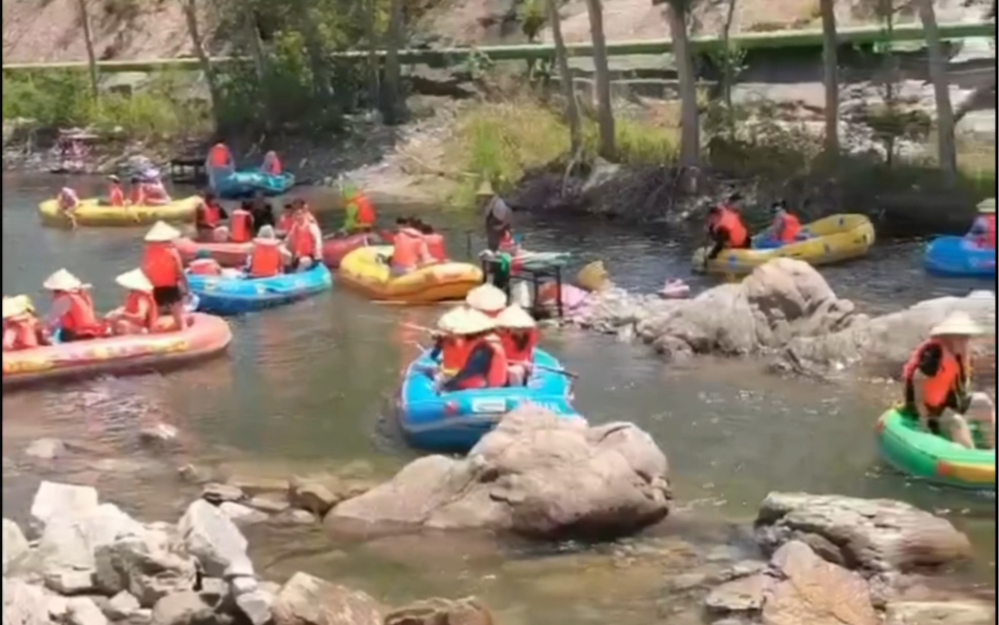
xmin=436 ymin=307 xmax=509 ymax=391
xmin=464 ymin=283 xmax=507 ymax=317
xmin=966 ymin=198 xmax=996 ymax=250
xmin=902 ymin=311 xmax=994 ymax=449
xmin=42 ymin=268 xmax=103 ymax=342
xmin=106 ymin=269 xmax=159 ymax=335
xmin=495 ymin=304 xmax=538 ymax=386
xmin=3 ymin=295 xmax=47 ymax=351
xmin=141 ymin=221 xmax=189 ymax=331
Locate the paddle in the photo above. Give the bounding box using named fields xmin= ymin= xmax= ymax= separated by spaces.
xmin=534 ymin=363 xmax=578 ymax=378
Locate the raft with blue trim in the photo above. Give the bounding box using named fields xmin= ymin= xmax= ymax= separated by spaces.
xmin=397 ymin=348 xmax=579 ymax=452
xmin=212 ymin=171 xmax=295 ymax=200
xmin=876 ymin=407 xmax=995 ymax=490
xmin=924 ymin=236 xmax=996 ymax=278
xmin=187 ymin=264 xmax=332 ymax=315
xmin=692 ymin=214 xmax=875 ymax=275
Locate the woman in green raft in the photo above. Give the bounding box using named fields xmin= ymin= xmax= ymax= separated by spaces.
xmin=878 ymin=311 xmax=996 ymax=489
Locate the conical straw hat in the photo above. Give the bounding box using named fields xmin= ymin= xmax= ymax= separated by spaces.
xmin=476 ymin=180 xmax=494 ymax=196
xmin=930 ymin=311 xmax=983 ymax=337
xmin=465 ymin=284 xmax=507 ymax=313
xmin=144 ymin=221 xmax=181 ymax=242
xmin=436 ymin=306 xmax=466 ymax=333
xmin=976 ymin=198 xmax=995 ymax=214
xmin=449 ymin=307 xmax=497 ymax=335
xmin=115 ymin=268 xmax=154 ymax=293
xmin=2 ymin=295 xmax=31 ymax=319
xmin=42 ymin=268 xmax=83 ymax=291
xmin=496 ymin=304 xmax=537 ymax=329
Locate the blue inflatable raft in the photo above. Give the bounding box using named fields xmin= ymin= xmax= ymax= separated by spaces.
xmin=924 ymin=236 xmax=996 ymax=278
xmin=397 ymin=348 xmax=579 ymax=453
xmin=211 ymin=170 xmax=296 ymax=200
xmin=187 ymin=264 xmax=332 ymax=315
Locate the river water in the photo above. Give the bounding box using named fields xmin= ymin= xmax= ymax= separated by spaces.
xmin=2 ymin=174 xmax=994 ymax=623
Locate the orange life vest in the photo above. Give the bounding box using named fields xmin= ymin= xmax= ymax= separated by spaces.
xmin=278 ymin=213 xmax=294 ymax=233
xmin=288 ymin=221 xmax=318 ymax=258
xmin=425 ymin=233 xmax=446 ymax=261
xmin=130 ymin=186 xmax=146 ymax=206
xmin=200 ymin=202 xmax=223 ymax=228
xmin=188 ymin=258 xmax=222 ymax=276
xmin=978 ymin=214 xmax=996 ymax=249
xmin=109 ymin=184 xmax=125 ymax=207
xmin=210 ymin=144 xmax=232 ymax=168
xmin=142 ymin=243 xmax=182 ymax=288
xmin=391 ymin=228 xmax=423 ymax=270
xmin=453 ymin=334 xmax=508 ymax=390
xmin=249 ymin=241 xmax=283 ymax=278
xmin=440 ymin=336 xmax=473 ymax=376
xmin=716 ymin=208 xmax=749 ymax=248
xmin=4 ymin=317 xmax=41 ymax=350
xmin=903 ymin=339 xmax=969 ymax=411
xmin=776 ymin=213 xmax=802 ymax=243
xmin=356 ymin=195 xmax=376 ymax=226
xmin=230 ymin=209 xmax=253 ymax=243
xmin=56 ymin=292 xmax=101 ymax=334
xmin=124 ymin=291 xmax=158 ymax=330
xmin=501 ymin=329 xmax=537 ymax=365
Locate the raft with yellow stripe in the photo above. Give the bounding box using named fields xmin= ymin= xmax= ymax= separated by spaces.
xmin=876 ymin=407 xmax=995 ymax=490
xmin=692 ymin=214 xmax=875 ymax=275
xmin=38 ymin=196 xmax=201 ymax=228
xmin=338 ymin=245 xmax=483 ymax=304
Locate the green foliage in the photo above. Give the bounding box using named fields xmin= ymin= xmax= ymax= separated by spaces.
xmin=519 ymin=0 xmax=547 ymax=42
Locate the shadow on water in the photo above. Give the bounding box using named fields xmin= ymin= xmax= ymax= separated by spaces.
xmin=2 ymin=173 xmax=994 ymax=623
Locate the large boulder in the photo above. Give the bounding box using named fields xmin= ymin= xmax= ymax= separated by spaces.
xmin=93 ymin=523 xmax=198 ymax=607
xmin=177 ymin=499 xmax=252 ymax=578
xmin=271 ymin=572 xmax=384 ymax=625
xmin=755 ymin=493 xmax=972 ymax=575
xmin=29 ymin=481 xmax=99 ymax=533
xmin=3 ymin=579 xmax=50 ymax=625
xmin=2 ymin=519 xmax=30 ymax=575
xmin=326 ymin=406 xmax=671 ymax=540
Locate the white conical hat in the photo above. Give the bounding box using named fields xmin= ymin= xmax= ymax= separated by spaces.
xmin=977 ymin=198 xmax=995 ymax=214
xmin=2 ymin=295 xmax=31 ymax=319
xmin=115 ymin=268 xmax=154 ymax=293
xmin=496 ymin=304 xmax=537 ymax=329
xmin=42 ymin=268 xmax=83 ymax=291
xmin=447 ymin=307 xmax=497 ymax=335
xmin=930 ymin=311 xmax=983 ymax=337
xmin=144 ymin=221 xmax=181 ymax=242
xmin=465 ymin=284 xmax=507 ymax=313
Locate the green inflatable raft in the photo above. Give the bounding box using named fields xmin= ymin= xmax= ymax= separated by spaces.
xmin=876 ymin=408 xmax=995 ymax=490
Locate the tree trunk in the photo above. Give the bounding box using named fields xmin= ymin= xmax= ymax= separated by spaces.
xmin=181 ymin=0 xmax=223 ymax=130
xmin=820 ymin=0 xmax=839 ymax=154
xmin=665 ymin=2 xmax=700 ymax=167
xmin=546 ymin=0 xmax=582 ymax=153
xmin=296 ymin=6 xmax=331 ymax=100
xmin=720 ymin=0 xmax=737 ymax=112
xmin=364 ymin=0 xmax=380 ymax=110
xmin=382 ymin=0 xmax=405 ymax=125
xmin=584 ymin=0 xmax=615 ymax=158
xmin=917 ymin=0 xmax=958 ymax=183
xmin=76 ymin=0 xmax=100 ymax=104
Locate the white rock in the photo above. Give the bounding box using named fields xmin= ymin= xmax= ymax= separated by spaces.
xmin=25 ymin=438 xmax=65 ymax=460
xmin=2 ymin=518 xmax=30 ymax=575
xmin=3 ymin=579 xmax=49 ymax=625
xmin=178 ymin=499 xmax=251 ymax=578
xmin=66 ymin=596 xmax=108 ymax=625
xmin=103 ymin=591 xmax=140 ymax=620
xmin=235 ymin=589 xmax=274 ymax=625
xmin=219 ymin=502 xmax=269 ymax=526
xmin=93 ymin=526 xmax=197 ymax=608
xmin=44 ymin=592 xmax=69 ymax=621
xmin=230 ymin=575 xmax=258 ymax=596
xmin=30 ymin=482 xmax=99 ymax=533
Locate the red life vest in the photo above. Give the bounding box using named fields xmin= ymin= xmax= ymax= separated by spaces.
xmin=56 ymin=292 xmax=101 ymax=335
xmin=356 ymin=195 xmax=376 ymax=226
xmin=249 ymin=241 xmax=283 ymax=278
xmin=392 ymin=228 xmax=423 ymax=270
xmin=200 ymin=202 xmax=223 ymax=228
xmin=230 ymin=209 xmax=253 ymax=243
xmin=123 ymin=291 xmax=158 ymax=330
xmin=130 ymin=186 xmax=146 ymax=206
xmin=109 ymin=184 xmax=125 ymax=207
xmin=717 ymin=208 xmax=749 ymax=248
xmin=978 ymin=215 xmax=996 ymax=249
xmin=188 ymin=258 xmax=222 ymax=276
xmin=209 ymin=144 xmax=232 ymax=168
xmin=453 ymin=335 xmax=508 ymax=389
xmin=288 ymin=221 xmax=319 ymax=258
xmin=4 ymin=317 xmax=41 ymax=350
xmin=142 ymin=243 xmax=182 ymax=288
xmin=776 ymin=213 xmax=802 ymax=243
xmin=903 ymin=339 xmax=968 ymax=410
xmin=500 ymin=329 xmax=537 ymax=365
xmin=440 ymin=336 xmax=473 ymax=376
xmin=425 ymin=234 xmax=446 ymax=261
xmin=278 ymin=213 xmax=294 ymax=233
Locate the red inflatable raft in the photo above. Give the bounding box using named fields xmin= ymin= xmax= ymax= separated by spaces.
xmin=175 ymin=238 xmax=253 ymax=268
xmin=2 ymin=313 xmax=232 ymax=388
xmin=322 ymin=231 xmax=391 ymax=268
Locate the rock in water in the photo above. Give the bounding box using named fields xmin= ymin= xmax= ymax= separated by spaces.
xmin=883 ymin=601 xmax=994 ymax=625
xmin=30 ymin=481 xmax=99 ymax=532
xmin=25 ymin=438 xmax=66 ymax=460
xmin=755 ymin=492 xmax=972 ymax=574
xmin=177 ymin=499 xmax=251 ymax=578
xmin=271 ymin=572 xmax=384 ymax=625
xmin=326 ymin=406 xmax=671 ymax=540
xmin=384 ymin=597 xmax=495 ymax=625
xmin=2 ymin=518 xmax=30 ymax=575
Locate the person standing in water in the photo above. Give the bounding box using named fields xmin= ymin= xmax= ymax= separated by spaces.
xmin=479 ymin=180 xmax=513 ymax=252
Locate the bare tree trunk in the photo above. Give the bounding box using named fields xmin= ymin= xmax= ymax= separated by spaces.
xmin=364 ymin=0 xmax=380 ymax=110
xmin=820 ymin=0 xmax=839 ymax=154
xmin=181 ymin=0 xmax=222 ymax=130
xmin=917 ymin=0 xmax=958 ymax=183
xmin=584 ymin=0 xmax=615 ymax=158
xmin=720 ymin=0 xmax=737 ymax=111
xmin=546 ymin=0 xmax=582 ymax=153
xmin=76 ymin=0 xmax=100 ymax=105
xmin=665 ymin=2 xmax=700 ymax=166
xmin=382 ymin=0 xmax=405 ymax=125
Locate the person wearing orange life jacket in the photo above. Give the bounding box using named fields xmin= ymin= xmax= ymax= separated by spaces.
xmin=141 ymin=221 xmax=189 ymax=332
xmin=341 ymin=184 xmax=378 ymax=232
xmin=229 ymin=201 xmax=255 ymax=243
xmin=261 ymin=150 xmax=282 ymax=176
xmin=705 ymin=194 xmax=751 ymax=261
xmin=902 ymin=311 xmax=995 ymax=450
xmin=107 ymin=175 xmax=126 ymax=207
xmin=105 ymin=268 xmax=159 ymax=335
xmin=496 ymin=304 xmax=538 ymax=386
xmin=966 ymin=198 xmax=996 ymax=250
xmin=418 ymin=222 xmax=447 ymax=262
xmin=438 ymin=308 xmax=509 ymax=391
xmin=277 ymin=203 xmax=295 ymax=234
xmin=465 ymin=283 xmax=508 ymax=318
xmin=195 ymin=191 xmax=228 ymax=239
xmin=188 ymin=249 xmax=223 ymax=276
xmin=128 ymin=176 xmax=147 ymax=206
xmin=286 ymin=204 xmax=324 ymax=271
xmin=2 ymin=295 xmax=48 ymax=351
xmin=42 ymin=269 xmax=103 ymax=343
xmin=389 ymin=217 xmax=432 ymax=275
xmin=771 ymin=200 xmax=803 ymax=244
xmin=141 ymin=178 xmax=171 ymax=206
xmin=427 ymin=306 xmax=476 ymax=381
xmin=206 ymin=142 xmax=235 ymax=190
xmin=245 ymin=226 xmax=290 ymax=278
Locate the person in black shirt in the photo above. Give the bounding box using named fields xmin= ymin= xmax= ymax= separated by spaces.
xmin=250 ymin=190 xmax=275 ymax=235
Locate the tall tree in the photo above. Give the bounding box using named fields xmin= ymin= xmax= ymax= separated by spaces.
xmin=659 ymin=0 xmax=700 ymax=166
xmin=364 ymin=0 xmax=380 ymax=110
xmin=916 ymin=0 xmax=958 ymax=183
xmin=382 ymin=0 xmax=405 ymax=124
xmin=546 ymin=0 xmax=582 ymax=153
xmin=180 ymin=0 xmax=223 ymax=129
xmin=584 ymin=0 xmax=615 ymax=157
xmin=76 ymin=0 xmax=100 ymax=104
xmin=820 ymin=0 xmax=839 ymax=154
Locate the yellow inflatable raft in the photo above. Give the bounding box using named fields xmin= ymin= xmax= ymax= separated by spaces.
xmin=38 ymin=196 xmax=201 ymax=228
xmin=692 ymin=213 xmax=875 ymax=275
xmin=338 ymin=245 xmax=483 ymax=303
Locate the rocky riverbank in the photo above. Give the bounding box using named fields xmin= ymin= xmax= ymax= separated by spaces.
xmin=4 ymin=407 xmax=994 ymax=625
xmin=569 ymin=257 xmax=997 ymax=383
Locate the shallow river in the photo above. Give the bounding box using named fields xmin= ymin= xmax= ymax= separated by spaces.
xmin=2 ymin=174 xmax=994 ymax=624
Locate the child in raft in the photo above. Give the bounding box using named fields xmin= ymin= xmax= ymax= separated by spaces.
xmin=105 ymin=269 xmax=159 ymax=335
xmin=2 ymin=295 xmax=49 ymax=351
xmin=495 ymin=304 xmax=538 ymax=386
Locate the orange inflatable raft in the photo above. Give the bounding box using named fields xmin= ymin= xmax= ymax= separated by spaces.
xmin=175 ymin=237 xmax=252 ymax=267
xmin=2 ymin=313 xmax=232 ymax=388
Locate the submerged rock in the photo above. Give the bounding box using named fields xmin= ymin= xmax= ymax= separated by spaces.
xmin=384 ymin=596 xmax=494 ymax=625
xmin=326 ymin=405 xmax=671 ymax=540
xmin=271 ymin=572 xmax=384 ymax=625
xmin=755 ymin=492 xmax=972 ymax=574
